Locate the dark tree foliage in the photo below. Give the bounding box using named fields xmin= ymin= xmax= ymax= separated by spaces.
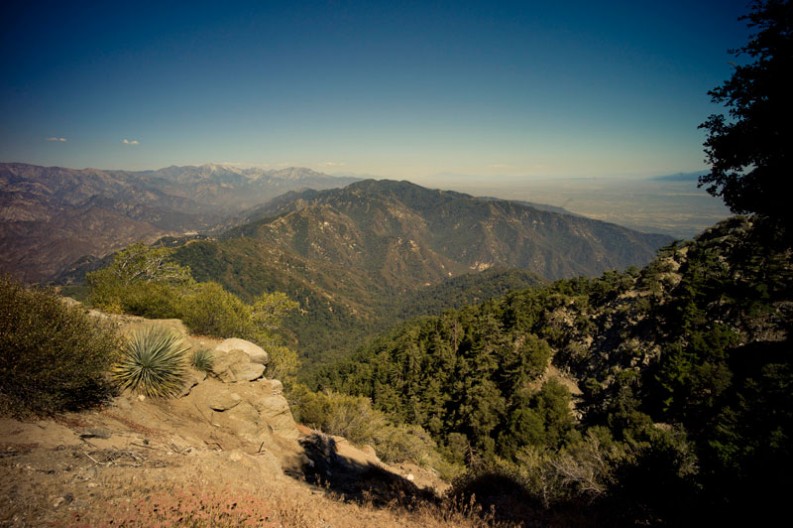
xmin=313 ymin=300 xmax=558 ymax=459
xmin=699 ymin=0 xmax=793 ymax=233
xmin=313 ymin=214 xmax=793 ymax=525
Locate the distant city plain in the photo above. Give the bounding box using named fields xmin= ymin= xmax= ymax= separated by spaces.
xmin=427 ymin=175 xmax=730 ymax=240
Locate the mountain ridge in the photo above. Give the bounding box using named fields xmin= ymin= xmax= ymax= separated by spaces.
xmin=0 ymin=162 xmax=359 ymax=282
xmin=231 ymin=179 xmax=672 ymax=278
xmin=173 ymin=179 xmax=673 ymax=363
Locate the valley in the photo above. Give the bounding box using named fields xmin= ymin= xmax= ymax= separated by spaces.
xmin=2 ymin=162 xmax=679 ymax=365
xmin=421 ymin=172 xmax=730 ymax=240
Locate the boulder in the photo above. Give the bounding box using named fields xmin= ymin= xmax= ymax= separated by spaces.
xmin=267 ymin=379 xmax=284 ymax=396
xmin=214 ymin=338 xmax=269 ymax=365
xmin=183 ymin=378 xmax=299 ymax=442
xmin=251 ymin=388 xmax=299 ymax=439
xmin=210 ymin=349 xmax=265 ymax=383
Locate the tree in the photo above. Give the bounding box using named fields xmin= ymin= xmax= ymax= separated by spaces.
xmin=87 ymin=243 xmax=193 ymax=314
xmin=699 ymin=0 xmax=793 ymax=232
xmin=252 ymin=291 xmax=300 ymax=331
xmin=179 ymin=281 xmax=253 ymax=338
xmin=90 ymin=243 xmax=193 ymax=287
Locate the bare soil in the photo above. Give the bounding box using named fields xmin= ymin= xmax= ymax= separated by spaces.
xmin=0 ymin=389 xmax=480 ymax=528
xmin=0 ymin=314 xmax=502 ymax=527
xmin=0 ymin=314 xmax=468 ymax=528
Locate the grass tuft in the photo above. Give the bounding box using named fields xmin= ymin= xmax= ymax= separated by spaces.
xmin=191 ymin=347 xmax=214 ymax=372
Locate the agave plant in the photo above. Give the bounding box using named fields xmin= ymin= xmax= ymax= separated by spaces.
xmin=113 ymin=326 xmax=189 ymax=398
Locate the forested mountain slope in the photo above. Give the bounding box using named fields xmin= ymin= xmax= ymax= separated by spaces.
xmin=174 ymin=179 xmax=672 ymax=363
xmin=313 ymin=216 xmax=793 ymax=525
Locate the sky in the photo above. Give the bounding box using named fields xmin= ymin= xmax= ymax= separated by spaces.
xmin=0 ymin=0 xmax=752 ymax=184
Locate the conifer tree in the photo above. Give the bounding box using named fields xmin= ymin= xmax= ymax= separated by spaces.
xmin=700 ymin=0 xmax=793 ymax=233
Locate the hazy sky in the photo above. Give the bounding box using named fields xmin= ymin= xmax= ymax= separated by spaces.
xmin=1 ymin=0 xmax=750 ymax=183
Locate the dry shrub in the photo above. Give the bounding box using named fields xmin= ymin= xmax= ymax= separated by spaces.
xmin=0 ymin=275 xmax=119 ymax=416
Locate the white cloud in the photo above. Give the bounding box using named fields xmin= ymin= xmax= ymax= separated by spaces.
xmin=121 ymin=139 xmax=140 ymax=145
xmin=322 ymin=161 xmax=346 ymax=168
xmin=46 ymin=137 xmax=67 ymax=142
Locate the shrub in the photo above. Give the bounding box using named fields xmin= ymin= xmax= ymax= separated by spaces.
xmin=113 ymin=325 xmax=189 ymax=398
xmin=179 ymin=282 xmax=254 ymax=338
xmin=112 ymin=282 xmax=183 ymax=319
xmin=255 ymin=342 xmax=300 ymax=385
xmin=289 ymin=384 xmax=458 ymax=476
xmin=179 ymin=284 xmax=305 ymax=383
xmin=293 ymin=388 xmax=387 ymax=445
xmin=87 ymin=243 xmax=193 ymax=314
xmin=373 ymin=422 xmax=436 ymax=464
xmin=0 ymin=275 xmax=120 ymax=416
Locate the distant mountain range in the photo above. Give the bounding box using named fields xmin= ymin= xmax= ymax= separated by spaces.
xmin=0 ymin=162 xmax=359 ymax=281
xmin=224 ymin=179 xmax=671 ymax=282
xmin=2 ymin=162 xmax=676 ymax=362
xmin=171 ymin=179 xmax=674 ymax=362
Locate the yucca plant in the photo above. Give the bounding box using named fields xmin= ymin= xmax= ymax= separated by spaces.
xmin=190 ymin=347 xmax=214 ymax=373
xmin=113 ymin=326 xmax=189 ymax=398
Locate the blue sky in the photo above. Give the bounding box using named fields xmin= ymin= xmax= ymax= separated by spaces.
xmin=0 ymin=0 xmax=751 ymax=183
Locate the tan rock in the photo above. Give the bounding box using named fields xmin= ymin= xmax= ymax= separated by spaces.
xmin=251 ymin=393 xmax=300 ymax=439
xmin=210 ymin=349 xmax=265 ymax=382
xmin=207 ymin=390 xmax=242 ymax=411
xmin=214 ymin=338 xmax=269 ymax=365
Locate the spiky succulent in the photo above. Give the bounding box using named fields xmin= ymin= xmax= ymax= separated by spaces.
xmin=113 ymin=326 xmax=188 ymax=398
xmin=190 ymin=347 xmax=214 ymax=373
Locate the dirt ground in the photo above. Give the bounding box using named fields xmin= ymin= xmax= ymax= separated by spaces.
xmin=0 ymin=313 xmax=499 ymax=527
xmin=0 ymin=388 xmax=468 ymax=528
xmin=0 ymin=312 xmax=471 ymax=528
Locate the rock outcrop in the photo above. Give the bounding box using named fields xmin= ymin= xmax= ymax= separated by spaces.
xmin=214 ymin=338 xmax=270 ymax=365
xmin=210 ymin=338 xmax=269 ymax=382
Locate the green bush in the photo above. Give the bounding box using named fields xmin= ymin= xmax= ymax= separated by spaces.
xmin=112 ymin=282 xmax=183 ymax=319
xmin=179 ymin=282 xmax=254 ymax=338
xmin=256 ymin=342 xmax=299 ymax=385
xmin=179 ymin=284 xmax=303 ymax=382
xmin=0 ymin=275 xmax=120 ymax=416
xmin=289 ymin=383 xmax=458 ymax=476
xmin=291 ymin=386 xmax=386 ymax=444
xmin=113 ymin=325 xmax=189 ymax=398
xmin=87 ymin=243 xmax=193 ymax=314
xmin=373 ymin=422 xmax=435 ymax=463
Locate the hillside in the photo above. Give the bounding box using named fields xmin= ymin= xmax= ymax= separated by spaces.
xmin=0 ymin=163 xmax=358 ymax=282
xmin=0 ymin=313 xmax=470 ymax=528
xmin=5 ymin=214 xmax=788 ymax=527
xmin=174 ymin=179 xmax=672 ymax=364
xmin=314 ymin=215 xmax=793 ymax=525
